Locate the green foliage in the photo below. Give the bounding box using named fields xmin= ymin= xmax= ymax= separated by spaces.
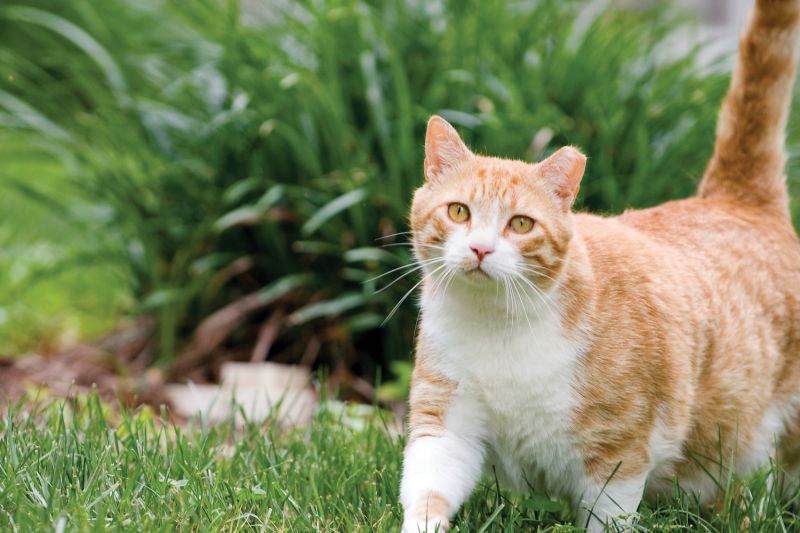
xmin=1 ymin=395 xmax=798 ymax=531
xmin=0 ymin=130 xmax=130 ymax=353
xmin=0 ymin=0 xmax=748 ymax=370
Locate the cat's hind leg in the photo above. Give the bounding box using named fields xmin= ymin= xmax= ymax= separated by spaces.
xmin=576 ymin=475 xmax=647 ymax=533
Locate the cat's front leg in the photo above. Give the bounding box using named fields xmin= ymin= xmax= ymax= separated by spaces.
xmin=400 ymin=359 xmax=486 ymax=532
xmin=400 ymin=429 xmax=485 ymax=532
xmin=576 ymin=475 xmax=647 ymax=533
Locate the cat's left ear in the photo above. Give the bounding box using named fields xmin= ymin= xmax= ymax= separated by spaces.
xmin=539 ymin=146 xmax=586 ymax=208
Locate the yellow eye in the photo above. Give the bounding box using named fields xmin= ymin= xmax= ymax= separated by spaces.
xmin=447 ymin=203 xmax=470 ymax=223
xmin=509 ymin=215 xmax=534 ymax=234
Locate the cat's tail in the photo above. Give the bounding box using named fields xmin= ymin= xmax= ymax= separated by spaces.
xmin=698 ymin=0 xmax=800 ymax=212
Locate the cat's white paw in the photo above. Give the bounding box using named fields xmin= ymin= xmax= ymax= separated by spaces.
xmin=401 ymin=516 xmax=449 ymax=533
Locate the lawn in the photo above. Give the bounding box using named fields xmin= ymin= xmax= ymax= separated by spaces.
xmin=1 ymin=395 xmax=798 ymax=532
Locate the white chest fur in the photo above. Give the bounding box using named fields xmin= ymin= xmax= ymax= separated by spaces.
xmin=421 ymin=284 xmax=589 ymax=500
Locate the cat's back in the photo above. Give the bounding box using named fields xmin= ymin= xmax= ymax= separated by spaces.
xmin=576 ymin=197 xmax=800 ymax=280
xmin=573 ymin=197 xmax=800 ymax=353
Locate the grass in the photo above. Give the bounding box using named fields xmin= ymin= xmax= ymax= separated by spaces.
xmin=1 ymin=394 xmax=799 ymax=532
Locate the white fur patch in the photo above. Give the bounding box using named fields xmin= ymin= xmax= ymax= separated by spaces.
xmin=738 ymin=403 xmax=785 ymax=474
xmin=644 ymin=416 xmax=685 ymax=498
xmin=577 ymin=477 xmax=647 ymax=533
xmin=400 ymin=392 xmax=487 ymax=514
xmin=419 ymin=276 xmax=589 ymax=501
xmin=647 ymin=397 xmax=800 ymax=504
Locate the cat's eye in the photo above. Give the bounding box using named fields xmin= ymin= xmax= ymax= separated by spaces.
xmin=509 ymin=215 xmax=534 ymax=234
xmin=448 ymin=203 xmax=470 ymax=223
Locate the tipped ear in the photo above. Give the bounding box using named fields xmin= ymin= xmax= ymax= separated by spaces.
xmin=424 ymin=116 xmax=472 ymax=181
xmin=539 ymin=146 xmax=586 ymax=207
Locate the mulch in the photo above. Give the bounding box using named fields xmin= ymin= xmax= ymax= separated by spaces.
xmin=0 ymin=317 xmax=168 ymax=409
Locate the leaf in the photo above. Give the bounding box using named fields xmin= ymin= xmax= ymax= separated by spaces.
xmin=301 ymin=189 xmax=366 ymax=236
xmin=223 ymin=178 xmax=262 ymax=205
xmin=3 ymin=177 xmax=73 ymax=218
xmin=439 ymin=109 xmax=483 ymax=129
xmin=360 ymin=51 xmax=390 ymax=147
xmin=255 ymin=274 xmax=312 ymax=306
xmin=256 ymin=185 xmax=285 ymax=209
xmin=141 ymin=289 xmax=184 ymax=310
xmin=343 ymin=247 xmax=398 ymax=264
xmin=344 ymin=313 xmax=383 ymax=332
xmin=0 ymin=90 xmax=72 ymax=141
xmin=2 ymin=5 xmax=126 ymax=94
xmin=213 ymin=206 xmax=263 ymax=232
xmin=476 ymin=503 xmax=505 ymax=533
xmin=288 ymin=293 xmax=368 ymax=326
xmin=214 ymin=185 xmax=285 ymax=232
xmin=292 ymin=241 xmax=340 ymax=255
xmin=520 ymin=493 xmax=565 ymax=513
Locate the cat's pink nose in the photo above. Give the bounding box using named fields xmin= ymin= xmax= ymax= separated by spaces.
xmin=470 ymin=243 xmax=495 ymax=262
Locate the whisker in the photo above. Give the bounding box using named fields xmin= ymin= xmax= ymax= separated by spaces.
xmin=441 ymin=268 xmax=458 ymax=297
xmin=380 ymin=242 xmax=446 ymax=251
xmin=516 ymin=273 xmax=557 ymax=316
xmin=365 ymin=256 xmax=442 ymax=284
xmin=373 ymin=258 xmax=447 ymax=293
xmin=375 ymin=231 xmax=412 ymax=241
xmin=429 ymin=266 xmax=452 ymax=298
xmin=518 ymin=261 xmax=560 ymax=274
xmin=518 ymin=266 xmax=559 ymax=284
xmin=502 ymin=276 xmax=514 ymax=337
xmin=510 ymin=276 xmax=539 ymax=343
xmin=509 ymin=276 xmax=523 ymax=332
xmin=375 ymin=263 xmax=430 ymax=294
xmin=382 ymin=263 xmax=448 ymax=325
xmin=380 ymin=242 xmax=415 ymax=249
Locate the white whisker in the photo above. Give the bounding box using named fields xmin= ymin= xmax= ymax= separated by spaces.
xmin=441 ymin=268 xmax=458 ymax=297
xmin=501 ymin=276 xmax=512 ymax=338
xmin=429 ymin=263 xmax=453 ymax=298
xmin=382 ymin=262 xmax=449 ymax=325
xmin=381 ymin=242 xmax=446 ymax=251
xmin=374 ymin=258 xmax=446 ymax=293
xmin=365 ymin=256 xmax=441 ymax=284
xmin=515 ymin=273 xmax=557 ymax=317
xmin=510 ymin=276 xmax=539 ymax=345
xmin=518 ymin=265 xmax=559 ymax=284
xmin=375 ymin=231 xmax=412 ymax=241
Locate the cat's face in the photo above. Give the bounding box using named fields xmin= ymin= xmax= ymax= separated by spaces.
xmin=410 ymin=117 xmax=586 ymax=293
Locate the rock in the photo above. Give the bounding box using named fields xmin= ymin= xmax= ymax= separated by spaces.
xmin=165 ymin=362 xmax=316 ymax=427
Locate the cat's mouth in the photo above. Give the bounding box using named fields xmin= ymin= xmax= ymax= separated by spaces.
xmin=465 ymin=266 xmax=491 ymax=280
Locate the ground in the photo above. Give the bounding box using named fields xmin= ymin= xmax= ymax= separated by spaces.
xmin=1 ymin=394 xmax=798 ymax=532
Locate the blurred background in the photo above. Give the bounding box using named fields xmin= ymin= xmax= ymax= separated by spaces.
xmin=0 ymin=0 xmax=797 ymax=408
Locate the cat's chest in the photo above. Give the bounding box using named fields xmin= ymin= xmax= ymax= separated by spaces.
xmin=424 ymin=304 xmax=587 ymax=494
xmin=462 ymin=344 xmax=583 ymax=493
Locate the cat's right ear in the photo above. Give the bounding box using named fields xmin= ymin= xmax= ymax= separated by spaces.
xmin=424 ymin=116 xmax=472 ymax=181
xmin=539 ymin=146 xmax=586 ymax=209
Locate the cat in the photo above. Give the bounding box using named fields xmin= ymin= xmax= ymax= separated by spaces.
xmin=399 ymin=0 xmax=800 ymax=531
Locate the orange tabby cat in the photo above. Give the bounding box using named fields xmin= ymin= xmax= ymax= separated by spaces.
xmin=399 ymin=1 xmax=800 ymax=531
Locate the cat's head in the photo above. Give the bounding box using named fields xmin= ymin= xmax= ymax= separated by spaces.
xmin=410 ymin=116 xmax=585 ymax=293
